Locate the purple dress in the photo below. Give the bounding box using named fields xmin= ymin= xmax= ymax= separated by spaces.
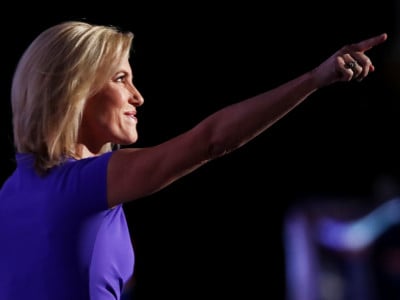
xmin=0 ymin=152 xmax=134 ymax=299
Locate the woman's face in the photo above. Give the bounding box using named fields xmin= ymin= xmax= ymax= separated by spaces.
xmin=79 ymin=56 xmax=144 ymax=153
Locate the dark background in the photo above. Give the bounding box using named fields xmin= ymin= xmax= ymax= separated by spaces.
xmin=1 ymin=2 xmax=399 ymax=299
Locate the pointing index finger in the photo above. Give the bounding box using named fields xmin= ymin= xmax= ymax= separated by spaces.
xmin=351 ymin=33 xmax=388 ymax=52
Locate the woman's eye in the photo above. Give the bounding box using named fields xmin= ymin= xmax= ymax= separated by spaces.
xmin=116 ymin=75 xmax=125 ymax=82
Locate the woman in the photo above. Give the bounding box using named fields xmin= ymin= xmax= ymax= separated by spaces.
xmin=0 ymin=20 xmax=387 ymax=299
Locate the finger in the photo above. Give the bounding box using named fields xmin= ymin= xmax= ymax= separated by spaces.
xmin=343 ymin=54 xmax=357 ymax=69
xmin=339 ymin=55 xmax=367 ymax=81
xmin=344 ymin=61 xmax=363 ymax=79
xmin=336 ymin=56 xmax=353 ymax=82
xmin=349 ymin=33 xmax=388 ymax=53
xmin=351 ymin=52 xmax=373 ymax=77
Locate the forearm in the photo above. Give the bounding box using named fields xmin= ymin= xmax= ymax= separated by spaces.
xmin=198 ymin=70 xmax=318 ymax=158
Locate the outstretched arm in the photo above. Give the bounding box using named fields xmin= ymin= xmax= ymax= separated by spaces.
xmin=107 ymin=33 xmax=387 ymax=207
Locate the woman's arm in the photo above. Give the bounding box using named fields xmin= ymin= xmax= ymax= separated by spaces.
xmin=107 ymin=33 xmax=387 ymax=207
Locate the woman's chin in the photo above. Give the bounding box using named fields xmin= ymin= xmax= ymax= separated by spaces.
xmin=118 ymin=136 xmax=138 ymax=146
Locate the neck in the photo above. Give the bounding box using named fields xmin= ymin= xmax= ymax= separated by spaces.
xmin=75 ymin=143 xmax=98 ymax=158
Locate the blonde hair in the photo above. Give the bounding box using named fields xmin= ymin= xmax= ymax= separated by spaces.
xmin=11 ymin=21 xmax=134 ymax=174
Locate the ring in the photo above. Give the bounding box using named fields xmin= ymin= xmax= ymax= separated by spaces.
xmin=345 ymin=61 xmax=357 ymax=70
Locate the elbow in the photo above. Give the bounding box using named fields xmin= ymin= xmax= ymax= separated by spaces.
xmin=194 ymin=120 xmax=239 ymax=162
xmin=207 ymin=134 xmax=236 ymax=160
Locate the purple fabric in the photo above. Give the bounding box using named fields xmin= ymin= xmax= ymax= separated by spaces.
xmin=0 ymin=152 xmax=134 ymax=300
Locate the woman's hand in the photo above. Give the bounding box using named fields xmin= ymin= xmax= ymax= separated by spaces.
xmin=312 ymin=33 xmax=388 ymax=88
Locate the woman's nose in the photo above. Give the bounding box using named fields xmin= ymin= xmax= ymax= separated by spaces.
xmin=132 ymin=90 xmax=144 ymax=106
xmin=128 ymin=84 xmax=144 ymax=106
